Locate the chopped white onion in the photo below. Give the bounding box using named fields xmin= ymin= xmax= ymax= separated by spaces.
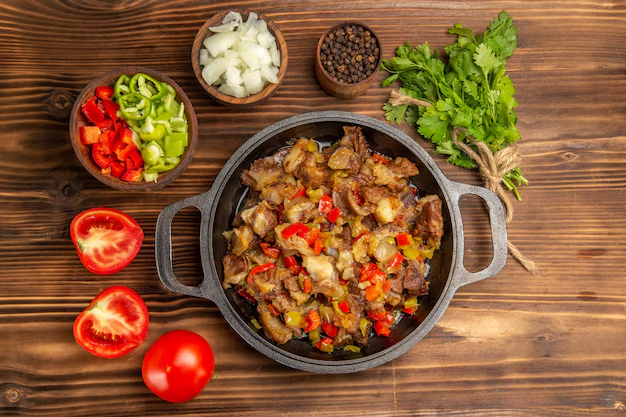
xmin=199 ymin=11 xmax=281 ymax=98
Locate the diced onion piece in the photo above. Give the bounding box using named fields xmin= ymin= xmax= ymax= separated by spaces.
xmin=269 ymin=42 xmax=281 ymax=67
xmin=260 ymin=64 xmax=278 ymax=84
xmin=199 ymin=49 xmax=211 ymax=66
xmin=257 ymin=31 xmax=276 ymax=49
xmin=209 ymin=20 xmax=239 ymax=33
xmin=225 ymin=65 xmax=244 ymax=87
xmin=201 ymin=57 xmax=229 ymax=85
xmin=242 ymin=69 xmax=264 ymax=95
xmin=203 ymin=31 xmax=240 ymax=57
xmin=218 ymin=84 xmax=247 ymax=98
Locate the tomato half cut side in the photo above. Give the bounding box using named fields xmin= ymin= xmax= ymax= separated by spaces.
xmin=142 ymin=330 xmax=215 ymax=403
xmin=73 ymin=286 xmax=149 ymax=358
xmin=70 ymin=207 xmax=144 ymax=275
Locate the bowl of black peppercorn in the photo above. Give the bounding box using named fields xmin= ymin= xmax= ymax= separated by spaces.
xmin=315 ymin=22 xmax=381 ymax=99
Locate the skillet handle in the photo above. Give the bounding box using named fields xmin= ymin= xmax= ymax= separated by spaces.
xmin=446 ymin=181 xmax=508 ymax=287
xmin=155 ymin=193 xmax=219 ymax=303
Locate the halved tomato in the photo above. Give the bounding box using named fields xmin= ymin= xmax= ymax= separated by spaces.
xmin=73 ymin=286 xmax=149 ymax=358
xmin=70 ymin=207 xmax=143 ymax=275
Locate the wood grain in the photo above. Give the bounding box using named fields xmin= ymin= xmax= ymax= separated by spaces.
xmin=0 ymin=0 xmax=625 ymax=415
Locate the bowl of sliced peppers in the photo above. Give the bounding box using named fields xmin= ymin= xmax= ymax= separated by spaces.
xmin=70 ymin=66 xmax=198 ymax=191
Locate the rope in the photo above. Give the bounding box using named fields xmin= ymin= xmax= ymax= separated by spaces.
xmin=389 ymin=90 xmax=538 ymax=273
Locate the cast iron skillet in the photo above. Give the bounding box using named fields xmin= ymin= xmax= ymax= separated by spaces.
xmin=155 ymin=111 xmax=507 ymax=374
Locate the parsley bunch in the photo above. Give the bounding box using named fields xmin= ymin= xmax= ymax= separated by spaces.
xmin=382 ymin=11 xmax=528 ymax=200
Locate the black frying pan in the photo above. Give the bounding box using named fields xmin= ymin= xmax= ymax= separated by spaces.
xmin=155 ymin=111 xmax=507 ymax=373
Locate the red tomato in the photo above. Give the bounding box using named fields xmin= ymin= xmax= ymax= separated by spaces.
xmin=142 ymin=330 xmax=215 ymax=403
xmin=73 ymin=286 xmax=149 ymax=358
xmin=70 ymin=208 xmax=143 ymax=275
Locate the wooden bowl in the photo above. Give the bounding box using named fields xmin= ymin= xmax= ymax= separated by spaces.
xmin=191 ymin=9 xmax=288 ymax=106
xmin=69 ymin=66 xmax=198 ymax=191
xmin=315 ymin=22 xmax=382 ymax=99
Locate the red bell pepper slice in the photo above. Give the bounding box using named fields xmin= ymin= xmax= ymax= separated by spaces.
xmin=315 ymin=337 xmax=334 ymax=353
xmin=289 ymin=186 xmax=306 ymax=201
xmin=321 ymin=322 xmax=338 ymax=338
xmin=110 ymin=161 xmax=125 ymax=178
xmin=372 ymin=153 xmax=390 ymax=165
xmin=95 ymin=85 xmax=114 ymax=100
xmin=373 ymin=320 xmax=391 ymax=337
xmin=359 ymin=263 xmax=385 ymax=284
xmin=119 ymin=127 xmax=134 ymax=145
xmin=327 ymin=207 xmax=342 ymax=224
xmin=396 ymin=233 xmax=411 ymax=247
xmin=318 ymin=195 xmax=333 ymax=214
xmin=367 ymin=309 xmax=387 ymax=321
xmin=98 ymin=130 xmax=115 ymax=155
xmin=116 ymin=143 xmax=138 ymax=161
xmin=92 ymin=143 xmax=112 ymax=169
xmin=129 ymin=149 xmax=143 ymax=170
xmin=281 ymin=222 xmax=310 ymax=239
xmin=302 ymin=277 xmax=312 ymax=294
xmin=102 ymin=98 xmax=120 ymax=122
xmin=80 ymin=125 xmax=101 ymax=145
xmin=387 ymin=253 xmax=404 ymax=273
xmin=96 ymin=117 xmax=114 ymax=132
xmin=365 ymin=285 xmax=380 ymax=302
xmin=337 ymin=300 xmax=350 ymax=314
xmin=402 ymin=306 xmax=417 ymax=315
xmin=82 ymin=99 xmax=105 ymax=125
xmin=237 ymin=289 xmax=257 ymax=304
xmin=121 ymin=167 xmax=143 ymax=182
xmin=304 ymin=227 xmax=320 ymax=246
xmin=267 ymin=304 xmax=281 ymax=316
xmin=247 ymin=262 xmax=276 ymax=285
xmin=303 ymin=310 xmax=320 ymax=332
xmin=260 ymin=243 xmax=281 ymax=259
xmin=383 ymin=279 xmax=392 ymax=294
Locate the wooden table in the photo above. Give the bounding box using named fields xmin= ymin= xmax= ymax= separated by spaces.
xmin=1 ymin=1 xmax=624 ymax=415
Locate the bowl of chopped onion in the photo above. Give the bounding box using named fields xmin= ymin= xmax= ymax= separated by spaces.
xmin=192 ymin=9 xmax=288 ymax=106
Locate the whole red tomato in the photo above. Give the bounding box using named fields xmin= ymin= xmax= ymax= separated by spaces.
xmin=142 ymin=330 xmax=215 ymax=403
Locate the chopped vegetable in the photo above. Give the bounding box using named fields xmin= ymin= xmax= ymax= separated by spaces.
xmin=381 ymin=11 xmax=528 ymax=200
xmin=247 ymin=262 xmax=275 ymax=284
xmin=199 ymin=11 xmax=281 ymax=97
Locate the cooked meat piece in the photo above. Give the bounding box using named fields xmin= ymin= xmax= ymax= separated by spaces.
xmin=260 ymin=181 xmax=297 ymax=206
xmin=222 ymin=253 xmax=249 ymax=288
xmin=373 ymin=196 xmax=403 ymax=225
xmin=360 ymin=185 xmax=392 ymax=205
xmin=328 ymin=146 xmax=361 ymax=174
xmin=241 ymin=156 xmax=284 ymax=191
xmin=284 ymin=197 xmax=317 ymax=224
xmin=283 ymin=138 xmax=311 ymax=174
xmin=346 ymin=292 xmax=365 ymax=315
xmin=347 ymin=188 xmax=375 ymax=216
xmin=335 ymin=250 xmax=354 ymax=273
xmin=387 ymin=157 xmax=419 ymax=177
xmin=372 ymin=224 xmax=404 ymax=241
xmin=231 ymin=194 xmax=259 ymax=227
xmin=231 ymin=224 xmax=256 ymax=256
xmin=352 ymin=314 xmax=371 ymax=346
xmin=389 ymin=276 xmax=404 ymax=293
xmin=296 ymin=154 xmax=331 ymax=189
xmin=403 ymin=261 xmax=429 ymax=297
xmin=413 ymin=194 xmax=444 ymax=249
xmin=371 ymin=163 xmax=408 ymax=192
xmin=240 ymin=201 xmax=277 ymax=238
xmin=282 ymin=270 xmax=311 ymax=306
xmin=334 ymin=328 xmax=354 ymax=347
xmin=249 ymin=266 xmax=280 ymax=296
xmin=271 ymin=291 xmax=297 ymax=314
xmin=257 ymin=302 xmax=294 ymax=344
xmin=302 ymin=254 xmax=342 ymax=298
xmin=339 ymin=126 xmax=370 ymax=161
xmin=385 ymin=290 xmax=402 ymax=307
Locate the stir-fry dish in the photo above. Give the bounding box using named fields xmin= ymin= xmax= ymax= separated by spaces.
xmin=222 ymin=126 xmax=444 ymax=353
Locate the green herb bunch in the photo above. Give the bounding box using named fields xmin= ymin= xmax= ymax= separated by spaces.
xmin=382 ymin=11 xmax=528 ymax=200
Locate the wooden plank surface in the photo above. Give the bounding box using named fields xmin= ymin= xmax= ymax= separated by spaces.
xmin=0 ymin=0 xmax=625 ymax=415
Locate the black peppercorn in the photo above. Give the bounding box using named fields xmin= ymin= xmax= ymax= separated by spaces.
xmin=319 ymin=23 xmax=380 ymax=84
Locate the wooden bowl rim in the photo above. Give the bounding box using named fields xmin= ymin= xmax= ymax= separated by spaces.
xmin=69 ymin=66 xmax=198 ymax=191
xmin=315 ymin=21 xmax=382 ymax=89
xmin=191 ymin=8 xmax=288 ymax=106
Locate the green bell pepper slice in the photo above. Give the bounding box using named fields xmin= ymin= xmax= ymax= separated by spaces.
xmin=129 ymin=73 xmax=166 ymax=101
xmin=114 ymin=74 xmax=131 ymax=100
xmin=118 ymin=93 xmax=152 ymax=121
